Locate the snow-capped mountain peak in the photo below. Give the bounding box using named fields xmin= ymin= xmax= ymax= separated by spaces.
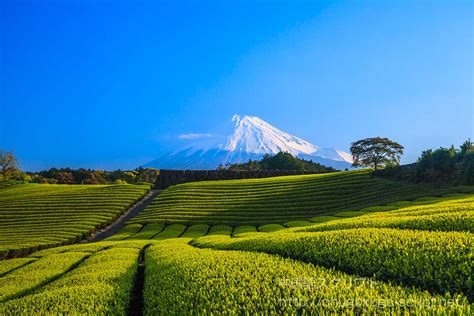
xmin=145 ymin=115 xmax=353 ymax=170
xmin=225 ymin=115 xmax=319 ymax=156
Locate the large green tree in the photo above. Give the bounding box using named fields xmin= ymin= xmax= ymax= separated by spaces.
xmin=350 ymin=137 xmax=404 ymax=170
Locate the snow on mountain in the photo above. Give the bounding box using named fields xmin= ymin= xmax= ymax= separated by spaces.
xmin=144 ymin=115 xmax=353 ymax=170
xmin=225 ymin=115 xmax=319 ymax=155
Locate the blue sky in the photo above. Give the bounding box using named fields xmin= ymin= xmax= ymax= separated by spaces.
xmin=1 ymin=0 xmax=472 ymax=171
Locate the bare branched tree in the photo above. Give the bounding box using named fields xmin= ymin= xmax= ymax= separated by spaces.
xmin=0 ymin=149 xmax=19 ymax=180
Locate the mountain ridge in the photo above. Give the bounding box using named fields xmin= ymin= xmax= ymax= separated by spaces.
xmin=144 ymin=115 xmax=353 ymax=170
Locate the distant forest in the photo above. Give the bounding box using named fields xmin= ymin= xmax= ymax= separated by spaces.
xmin=25 ymin=167 xmax=160 ymax=185
xmin=221 ymin=152 xmax=338 ymax=173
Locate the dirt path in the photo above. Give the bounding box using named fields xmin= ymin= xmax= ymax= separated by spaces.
xmin=127 ymin=244 xmax=150 ymax=316
xmin=87 ymin=190 xmax=161 ymax=242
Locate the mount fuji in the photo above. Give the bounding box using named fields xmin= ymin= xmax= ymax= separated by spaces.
xmin=145 ymin=115 xmax=353 ymax=170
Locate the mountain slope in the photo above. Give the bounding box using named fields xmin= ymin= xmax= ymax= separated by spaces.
xmin=145 ymin=115 xmax=353 ymax=170
xmin=225 ymin=115 xmax=318 ymax=155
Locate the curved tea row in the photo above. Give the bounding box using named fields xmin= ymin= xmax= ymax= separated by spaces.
xmin=131 ymin=170 xmax=468 ymax=225
xmin=0 ymin=184 xmax=150 ymax=258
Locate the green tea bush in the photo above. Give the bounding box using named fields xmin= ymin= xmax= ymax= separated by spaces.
xmin=128 ymin=224 xmax=165 ymax=240
xmin=153 ymin=224 xmax=186 ymax=239
xmin=0 ymin=258 xmax=35 ymax=277
xmin=0 ymin=252 xmax=88 ymax=302
xmin=1 ymin=246 xmax=142 ymax=314
xmin=194 ymin=228 xmax=473 ymax=300
xmin=0 ymin=184 xmax=149 ymax=257
xmin=144 ymin=239 xmax=470 ymax=315
xmin=207 ymin=225 xmax=233 ymax=236
xmin=104 ymin=224 xmax=143 ymax=241
xmin=302 ymin=195 xmax=474 ymax=233
xmin=233 ymin=225 xmax=257 ymax=236
xmin=258 ymin=224 xmax=286 ymax=232
xmin=181 ymin=224 xmax=210 ymax=238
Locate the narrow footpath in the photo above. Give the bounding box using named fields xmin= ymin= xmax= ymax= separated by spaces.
xmin=127 ymin=244 xmax=150 ymax=316
xmin=87 ymin=189 xmax=161 ymax=242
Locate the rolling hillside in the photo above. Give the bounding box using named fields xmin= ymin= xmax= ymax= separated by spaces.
xmin=101 ymin=192 xmax=474 ymax=242
xmin=0 ymin=173 xmax=472 ymax=314
xmin=0 ymin=184 xmax=150 ymax=258
xmin=130 ymin=170 xmax=467 ymax=226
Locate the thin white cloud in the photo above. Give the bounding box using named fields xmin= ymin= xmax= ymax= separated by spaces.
xmin=178 ymin=133 xmax=214 ymax=140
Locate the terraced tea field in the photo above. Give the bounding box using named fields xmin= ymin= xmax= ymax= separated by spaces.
xmin=0 ymin=171 xmax=473 ymax=314
xmin=131 ymin=170 xmax=469 ymax=225
xmin=0 ymin=184 xmax=150 ymax=258
xmin=83 ymin=191 xmax=474 ymax=241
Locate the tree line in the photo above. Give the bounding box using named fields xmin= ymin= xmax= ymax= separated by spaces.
xmin=28 ymin=167 xmax=159 ymax=184
xmin=0 ymin=150 xmax=159 ymax=185
xmin=1 ymin=137 xmax=472 ymax=185
xmin=374 ymin=139 xmax=473 ymax=185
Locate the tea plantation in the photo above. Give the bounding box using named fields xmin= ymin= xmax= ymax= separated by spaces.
xmin=0 ymin=171 xmax=473 ymax=314
xmin=0 ymin=184 xmax=150 ymax=258
xmin=130 ymin=170 xmax=467 ymax=225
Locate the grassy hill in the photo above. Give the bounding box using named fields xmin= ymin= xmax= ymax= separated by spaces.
xmin=0 ymin=184 xmax=149 ymax=258
xmin=130 ymin=169 xmax=467 ymax=226
xmin=0 ymin=171 xmax=472 ymax=313
xmin=0 ymin=191 xmax=472 ymax=313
